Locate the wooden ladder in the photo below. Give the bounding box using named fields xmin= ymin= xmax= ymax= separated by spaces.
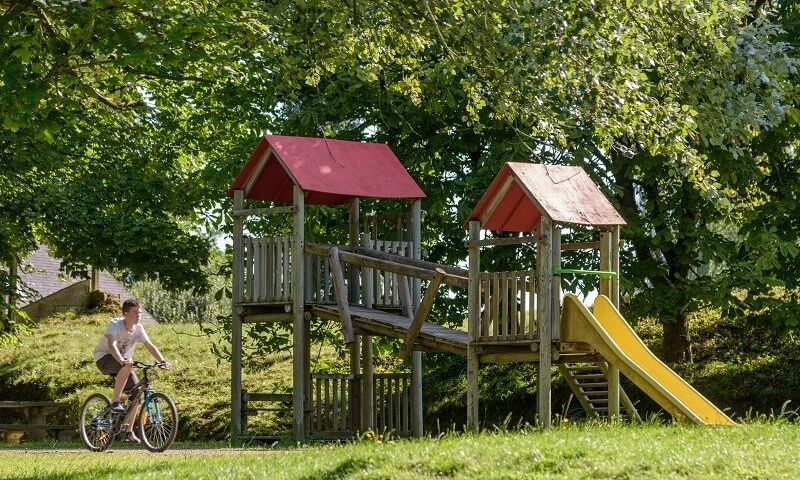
xmin=558 ymin=362 xmax=641 ymax=422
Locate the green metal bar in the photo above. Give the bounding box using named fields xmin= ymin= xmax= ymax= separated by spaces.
xmin=554 ymin=267 xmax=616 ymax=279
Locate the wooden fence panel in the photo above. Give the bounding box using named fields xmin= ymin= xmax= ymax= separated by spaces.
xmin=476 ymin=271 xmax=537 ymax=342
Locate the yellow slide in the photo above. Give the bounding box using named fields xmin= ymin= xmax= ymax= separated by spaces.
xmin=561 ymin=294 xmax=735 ymax=425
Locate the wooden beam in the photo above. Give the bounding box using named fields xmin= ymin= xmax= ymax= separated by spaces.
xmin=231 ymin=190 xmax=245 ymax=438
xmin=399 ymin=269 xmax=446 ymax=361
xmin=479 ymin=175 xmax=515 ymax=225
xmin=242 ymin=313 xmax=292 ymax=323
xmin=292 ymin=185 xmax=306 ymax=439
xmin=560 ymin=241 xmax=601 ymax=252
xmin=308 ymin=243 xmax=469 ymax=289
xmin=467 ymin=221 xmax=481 ymax=433
xmin=232 ymin=206 xmax=296 ymax=217
xmin=537 ymin=216 xmax=553 ymax=428
xmin=329 ymin=246 xmax=355 ymax=344
xmin=352 ymin=246 xmax=468 ymax=277
xmin=464 ymin=235 xmax=537 ymax=248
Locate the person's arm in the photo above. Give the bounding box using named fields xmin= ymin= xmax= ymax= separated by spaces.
xmin=144 ymin=340 xmax=171 ymax=368
xmin=106 ymin=336 xmax=132 ymax=366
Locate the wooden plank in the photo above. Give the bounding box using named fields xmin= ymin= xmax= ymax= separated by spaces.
xmin=353 ymin=246 xmax=467 ymax=278
xmin=400 ymin=268 xmax=446 ymax=360
xmin=560 ymin=241 xmax=601 ymax=252
xmin=232 ymin=206 xmax=296 ymax=217
xmin=464 ymin=235 xmax=538 ymax=248
xmin=329 ymin=247 xmax=355 ymax=344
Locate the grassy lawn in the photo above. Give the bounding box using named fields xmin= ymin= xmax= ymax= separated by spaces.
xmin=1 ymin=423 xmax=799 ymax=479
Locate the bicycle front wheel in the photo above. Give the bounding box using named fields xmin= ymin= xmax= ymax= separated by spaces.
xmin=138 ymin=392 xmax=178 ymax=452
xmin=79 ymin=393 xmax=115 ymax=452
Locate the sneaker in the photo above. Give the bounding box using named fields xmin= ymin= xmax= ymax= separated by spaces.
xmin=110 ymin=402 xmax=126 ymax=413
xmin=124 ymin=431 xmax=141 ymax=443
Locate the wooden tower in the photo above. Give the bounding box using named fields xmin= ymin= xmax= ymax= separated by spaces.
xmin=464 ymin=163 xmax=627 ymax=428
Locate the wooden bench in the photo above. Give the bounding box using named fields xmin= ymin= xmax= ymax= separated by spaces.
xmin=0 ymin=401 xmax=67 ymax=443
xmin=0 ymin=424 xmax=76 ymax=443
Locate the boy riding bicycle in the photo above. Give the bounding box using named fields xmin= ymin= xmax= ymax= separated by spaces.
xmin=92 ymin=299 xmax=170 ymax=442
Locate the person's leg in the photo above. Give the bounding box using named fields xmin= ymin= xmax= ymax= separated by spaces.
xmin=112 ymin=363 xmax=132 ymax=403
xmin=96 ymin=354 xmax=128 ymax=404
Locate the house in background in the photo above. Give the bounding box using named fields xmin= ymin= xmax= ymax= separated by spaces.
xmin=11 ymin=244 xmax=156 ymax=323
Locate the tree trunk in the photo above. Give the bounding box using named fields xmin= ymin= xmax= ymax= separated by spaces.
xmin=662 ymin=312 xmax=692 ymax=363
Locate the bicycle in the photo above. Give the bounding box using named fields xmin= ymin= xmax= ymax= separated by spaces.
xmin=79 ymin=360 xmax=178 ymax=452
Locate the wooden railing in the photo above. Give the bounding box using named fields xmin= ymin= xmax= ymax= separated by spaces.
xmin=363 ymin=240 xmax=413 ymax=309
xmin=304 ymin=252 xmax=336 ymax=304
xmin=373 ymin=373 xmax=412 ymax=437
xmin=241 ymin=236 xmax=293 ymax=303
xmin=310 ymin=372 xmax=412 ymax=438
xmin=477 ymin=270 xmax=537 ymax=342
xmin=311 ymin=373 xmax=355 ymax=438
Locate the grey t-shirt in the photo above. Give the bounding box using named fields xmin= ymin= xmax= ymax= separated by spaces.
xmin=92 ymin=318 xmax=150 ymax=362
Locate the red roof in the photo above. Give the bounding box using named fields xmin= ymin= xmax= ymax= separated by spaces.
xmin=466 ymin=163 xmax=625 ymax=232
xmin=227 ymin=135 xmax=426 ymax=205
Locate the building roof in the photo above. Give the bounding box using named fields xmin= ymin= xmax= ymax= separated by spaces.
xmin=466 ymin=163 xmax=626 ymax=232
xmin=226 ymin=135 xmax=426 ymax=205
xmin=15 ymin=245 xmax=157 ymax=323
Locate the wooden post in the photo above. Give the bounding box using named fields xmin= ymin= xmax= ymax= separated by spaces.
xmin=551 ymin=225 xmax=561 ymax=342
xmin=292 ymin=185 xmax=306 ymax=439
xmin=350 ymin=334 xmax=361 ymax=432
xmin=609 ymin=226 xmax=621 ymax=420
xmin=360 ymin=232 xmax=375 ymax=432
xmin=362 ymin=335 xmax=374 ymax=431
xmin=467 ymin=220 xmax=481 ymax=432
xmin=349 ymin=198 xmax=360 ymax=304
xmin=410 ymin=199 xmax=423 ymax=437
xmin=599 ymin=231 xmax=611 ymax=298
xmin=399 ymin=269 xmax=446 ymax=360
xmin=91 ymin=266 xmax=100 ymax=291
xmin=611 ymin=226 xmax=621 ymax=307
xmin=599 ymin=230 xmax=619 ymax=419
xmin=231 ymin=190 xmax=244 ymax=438
xmin=536 ymin=216 xmax=552 ymax=428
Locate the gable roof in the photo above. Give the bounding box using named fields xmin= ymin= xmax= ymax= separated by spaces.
xmin=226 ymin=135 xmax=426 ymax=205
xmin=466 ymin=163 xmax=626 ymax=232
xmin=15 ymin=245 xmax=157 ymax=323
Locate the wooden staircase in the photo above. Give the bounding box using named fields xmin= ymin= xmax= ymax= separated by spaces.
xmin=558 ymin=362 xmax=641 ymax=421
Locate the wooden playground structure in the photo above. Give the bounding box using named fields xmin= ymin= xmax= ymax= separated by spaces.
xmin=227 ymin=135 xmax=731 ymax=440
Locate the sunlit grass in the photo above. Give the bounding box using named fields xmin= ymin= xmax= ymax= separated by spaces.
xmin=2 ymin=423 xmax=800 ymax=479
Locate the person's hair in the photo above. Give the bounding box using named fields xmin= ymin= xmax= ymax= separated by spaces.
xmin=122 ymin=299 xmax=141 ymax=314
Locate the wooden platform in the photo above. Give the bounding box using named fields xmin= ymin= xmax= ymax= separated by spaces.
xmin=312 ymin=305 xmax=468 ymax=356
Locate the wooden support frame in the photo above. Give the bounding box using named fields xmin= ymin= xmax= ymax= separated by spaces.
xmin=329 ymin=246 xmax=355 ymax=344
xmin=399 ymin=269 xmax=446 ymax=361
xmin=467 ymin=221 xmax=481 ymax=432
xmin=536 ymin=216 xmax=553 ymax=428
xmin=410 ymin=199 xmax=423 ymax=438
xmin=292 ymin=185 xmax=307 ymax=439
xmin=231 ymin=190 xmax=245 ymax=438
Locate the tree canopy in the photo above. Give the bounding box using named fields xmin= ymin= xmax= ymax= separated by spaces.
xmin=2 ymin=0 xmax=798 ymax=360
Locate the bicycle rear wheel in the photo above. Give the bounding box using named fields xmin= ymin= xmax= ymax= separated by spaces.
xmin=79 ymin=393 xmax=115 ymax=452
xmin=138 ymin=392 xmax=178 ymax=452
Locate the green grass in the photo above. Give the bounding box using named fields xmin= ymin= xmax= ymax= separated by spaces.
xmin=1 ymin=423 xmax=800 ymax=479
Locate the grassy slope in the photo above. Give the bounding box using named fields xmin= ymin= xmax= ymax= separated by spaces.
xmin=1 ymin=424 xmax=800 ymax=479
xmin=0 ymin=308 xmax=299 ymax=440
xmin=3 ymin=304 xmax=800 ymax=442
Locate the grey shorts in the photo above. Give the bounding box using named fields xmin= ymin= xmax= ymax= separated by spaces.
xmin=95 ymin=354 xmax=138 ymax=393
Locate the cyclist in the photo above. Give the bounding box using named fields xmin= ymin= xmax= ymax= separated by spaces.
xmin=92 ymin=299 xmax=171 ymax=441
